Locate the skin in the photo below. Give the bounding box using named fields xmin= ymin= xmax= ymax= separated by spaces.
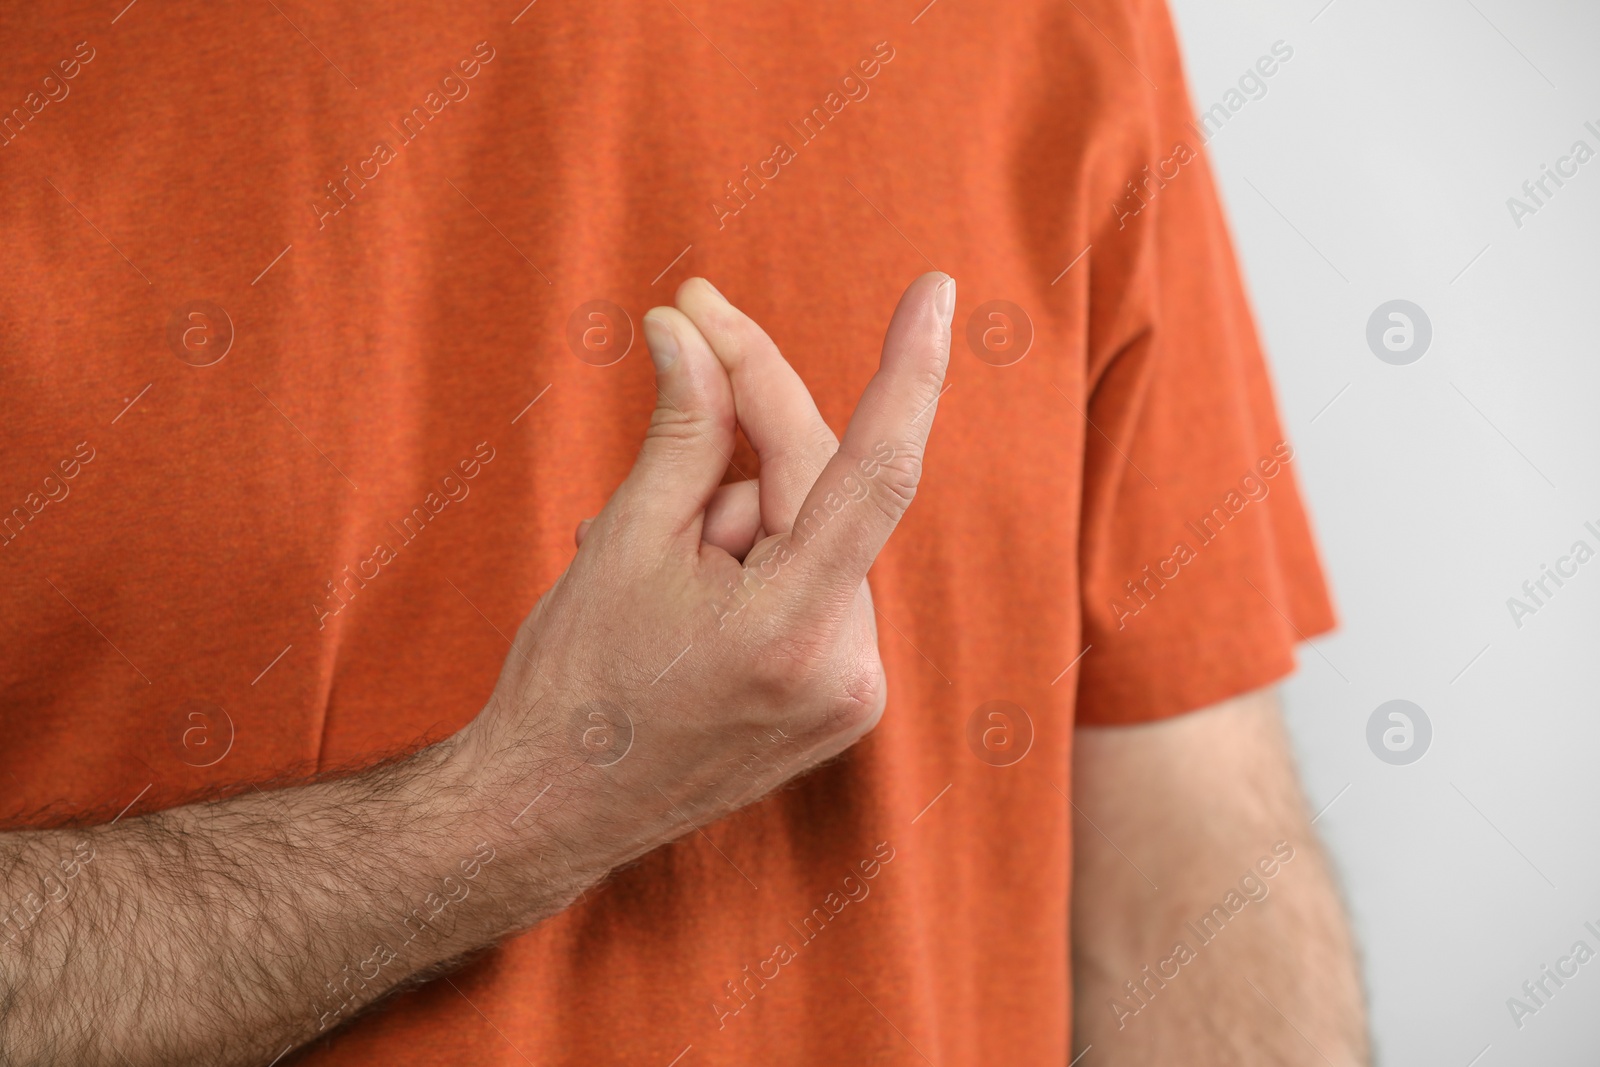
xmin=1072 ymin=687 xmax=1369 ymax=1064
xmin=0 ymin=274 xmax=1368 ymax=1064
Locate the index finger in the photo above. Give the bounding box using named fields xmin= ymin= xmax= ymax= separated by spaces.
xmin=674 ymin=278 xmax=840 ymax=535
xmin=778 ymin=272 xmax=954 ymax=618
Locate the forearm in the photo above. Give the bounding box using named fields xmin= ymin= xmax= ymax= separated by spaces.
xmin=1071 ymin=690 xmax=1368 ymax=1064
xmin=1074 ymin=830 xmax=1366 ymax=1063
xmin=0 ymin=735 xmax=585 ymax=1066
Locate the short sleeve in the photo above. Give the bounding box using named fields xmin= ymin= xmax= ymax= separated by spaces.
xmin=1073 ymin=0 xmax=1336 ymax=727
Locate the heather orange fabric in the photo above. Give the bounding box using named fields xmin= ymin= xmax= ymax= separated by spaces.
xmin=0 ymin=0 xmax=1332 ymax=1063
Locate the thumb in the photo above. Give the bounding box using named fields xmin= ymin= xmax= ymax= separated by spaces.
xmin=605 ymin=307 xmax=737 ymax=544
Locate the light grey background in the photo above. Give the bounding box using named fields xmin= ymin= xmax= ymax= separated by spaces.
xmin=1166 ymin=0 xmax=1600 ymax=1063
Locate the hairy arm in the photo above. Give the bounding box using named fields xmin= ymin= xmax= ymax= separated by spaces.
xmin=0 ymin=736 xmax=598 ymax=1066
xmin=1071 ymin=687 xmax=1368 ymax=1064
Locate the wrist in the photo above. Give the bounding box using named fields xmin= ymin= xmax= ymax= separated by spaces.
xmin=434 ymin=706 xmax=620 ymax=925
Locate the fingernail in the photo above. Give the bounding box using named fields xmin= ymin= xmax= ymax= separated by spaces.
xmin=934 ymin=276 xmax=956 ymax=324
xmin=700 ymin=278 xmax=728 ymax=304
xmin=643 ymin=313 xmax=678 ymax=371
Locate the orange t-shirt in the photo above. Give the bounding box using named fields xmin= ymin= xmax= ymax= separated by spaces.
xmin=0 ymin=0 xmax=1333 ymax=1063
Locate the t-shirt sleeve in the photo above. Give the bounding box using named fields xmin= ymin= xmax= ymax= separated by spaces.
xmin=1073 ymin=0 xmax=1336 ymax=727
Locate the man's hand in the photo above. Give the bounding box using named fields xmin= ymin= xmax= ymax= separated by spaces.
xmin=456 ymin=271 xmax=955 ymax=876
xmin=1070 ymin=688 xmax=1369 ymax=1065
xmin=0 ymin=273 xmax=955 ymax=1067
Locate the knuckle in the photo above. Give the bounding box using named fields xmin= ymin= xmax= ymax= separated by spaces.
xmin=749 ymin=626 xmax=885 ymax=741
xmin=828 ymin=663 xmax=886 ymax=737
xmin=753 ymin=635 xmax=828 ymax=694
xmin=867 ymin=447 xmax=923 ymax=518
xmin=802 ymin=425 xmax=841 ymax=466
xmin=644 ymin=404 xmax=713 ymax=448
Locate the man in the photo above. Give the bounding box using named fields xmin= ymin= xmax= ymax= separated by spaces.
xmin=0 ymin=0 xmax=1365 ymax=1063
